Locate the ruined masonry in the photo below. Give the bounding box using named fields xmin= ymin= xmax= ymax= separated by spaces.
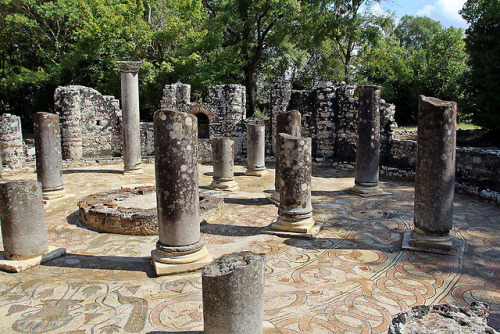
xmin=0 ymin=114 xmax=25 ymax=169
xmin=54 ymin=85 xmax=122 ymax=160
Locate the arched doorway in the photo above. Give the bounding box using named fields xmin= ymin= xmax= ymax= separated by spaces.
xmin=195 ymin=113 xmax=210 ymax=139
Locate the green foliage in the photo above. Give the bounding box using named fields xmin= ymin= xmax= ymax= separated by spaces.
xmin=461 ymin=0 xmax=500 ymax=131
xmin=359 ymin=16 xmax=468 ymax=125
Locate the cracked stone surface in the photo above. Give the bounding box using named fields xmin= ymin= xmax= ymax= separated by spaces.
xmin=0 ymin=161 xmax=499 ymax=333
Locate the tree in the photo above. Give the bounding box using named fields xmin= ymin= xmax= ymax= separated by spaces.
xmin=203 ymin=0 xmax=302 ymax=116
xmin=460 ymin=0 xmax=500 ymax=131
xmin=395 ymin=15 xmax=442 ymax=50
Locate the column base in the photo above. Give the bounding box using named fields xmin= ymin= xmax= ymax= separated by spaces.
xmin=401 ymin=230 xmax=454 ymax=254
xmin=151 ymin=246 xmax=213 ymax=276
xmin=245 ymin=169 xmax=267 ymax=177
xmin=43 ymin=188 xmax=66 ymax=200
xmin=267 ymin=191 xmax=280 ymax=205
xmin=183 ymin=321 xmax=280 ymax=333
xmin=262 ymin=220 xmax=323 ymax=239
xmin=349 ymin=184 xmax=386 ymax=196
xmin=0 ymin=246 xmax=66 ymax=273
xmin=123 ymin=167 xmax=143 ymax=175
xmin=211 ymin=180 xmax=240 ymax=191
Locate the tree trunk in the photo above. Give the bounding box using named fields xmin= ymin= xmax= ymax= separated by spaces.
xmin=245 ymin=69 xmax=257 ymax=118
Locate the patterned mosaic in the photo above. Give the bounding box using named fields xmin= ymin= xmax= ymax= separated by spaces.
xmin=0 ymin=163 xmax=498 ymax=333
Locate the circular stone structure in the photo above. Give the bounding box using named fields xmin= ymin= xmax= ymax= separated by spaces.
xmin=78 ymin=186 xmax=224 ymax=235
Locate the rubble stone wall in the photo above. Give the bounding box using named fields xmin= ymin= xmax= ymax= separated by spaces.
xmin=0 ymin=114 xmax=25 ymax=169
xmin=55 ymin=85 xmax=122 ymax=159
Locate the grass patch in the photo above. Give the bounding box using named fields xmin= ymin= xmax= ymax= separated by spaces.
xmin=396 ymin=123 xmax=481 ymax=131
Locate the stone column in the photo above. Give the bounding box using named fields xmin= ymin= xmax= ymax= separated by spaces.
xmin=0 ymin=180 xmax=48 ymax=260
xmin=271 ymin=110 xmax=301 ymax=203
xmin=0 ymin=153 xmax=3 ymax=178
xmin=211 ymin=137 xmax=239 ymax=191
xmin=151 ymin=109 xmax=211 ymax=275
xmin=271 ymin=134 xmax=315 ymax=234
xmin=117 ymin=61 xmax=142 ymax=174
xmin=351 ymin=85 xmax=384 ymax=194
xmin=409 ymin=96 xmax=457 ymax=250
xmin=202 ymin=251 xmax=265 ymax=334
xmin=0 ymin=113 xmax=25 ymax=169
xmin=34 ymin=112 xmax=65 ymax=200
xmin=245 ymin=121 xmax=266 ymax=176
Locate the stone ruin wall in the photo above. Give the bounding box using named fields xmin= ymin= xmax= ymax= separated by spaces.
xmin=270 ymin=81 xmax=397 ymax=162
xmin=0 ymin=114 xmax=26 ymax=169
xmin=1 ymin=81 xmax=500 ymax=204
xmin=159 ymin=82 xmax=247 ymax=162
xmin=54 ymin=85 xmax=123 ymax=159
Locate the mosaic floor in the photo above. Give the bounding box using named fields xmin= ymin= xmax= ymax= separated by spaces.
xmin=0 ymin=162 xmax=498 ymax=334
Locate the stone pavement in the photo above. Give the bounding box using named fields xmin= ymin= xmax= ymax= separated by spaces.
xmin=0 ymin=162 xmax=498 ymax=333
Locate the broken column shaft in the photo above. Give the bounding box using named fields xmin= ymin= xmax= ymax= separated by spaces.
xmin=352 ymin=85 xmax=383 ymax=194
xmin=151 ymin=109 xmax=211 ymax=275
xmin=245 ymin=122 xmax=266 ymax=176
xmin=211 ymin=137 xmax=239 ymax=191
xmin=117 ymin=61 xmax=142 ymax=174
xmin=272 ymin=134 xmax=315 ymax=233
xmin=34 ymin=112 xmax=65 ymax=200
xmin=0 ymin=180 xmax=48 ymax=260
xmin=202 ymin=251 xmax=265 ymax=334
xmin=410 ymin=95 xmax=457 ymax=250
xmin=272 ymin=110 xmax=301 ymax=203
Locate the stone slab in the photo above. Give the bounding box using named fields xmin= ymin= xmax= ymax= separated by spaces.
xmin=261 ymin=222 xmax=323 ymax=239
xmin=245 ymin=170 xmax=268 ymax=177
xmin=266 ymin=196 xmax=279 ymax=206
xmin=123 ymin=168 xmax=143 ymax=175
xmin=43 ymin=193 xmax=76 ymax=205
xmin=174 ymin=321 xmax=280 ymax=333
xmin=0 ymin=246 xmax=66 ymax=273
xmin=152 ymin=252 xmax=213 ymax=276
xmin=401 ymin=231 xmax=456 ymax=255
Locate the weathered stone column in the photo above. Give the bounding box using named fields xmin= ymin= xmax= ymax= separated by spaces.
xmin=211 ymin=137 xmax=239 ymax=191
xmin=351 ymin=85 xmax=384 ymax=194
xmin=409 ymin=96 xmax=457 ymax=251
xmin=0 ymin=153 xmax=3 ymax=178
xmin=117 ymin=61 xmax=142 ymax=174
xmin=245 ymin=121 xmax=266 ymax=176
xmin=0 ymin=180 xmax=48 ymax=260
xmin=0 ymin=113 xmax=25 ymax=169
xmin=271 ymin=110 xmax=301 ymax=203
xmin=34 ymin=112 xmax=65 ymax=200
xmin=271 ymin=134 xmax=315 ymax=234
xmin=151 ymin=109 xmax=212 ymax=275
xmin=202 ymin=251 xmax=265 ymax=334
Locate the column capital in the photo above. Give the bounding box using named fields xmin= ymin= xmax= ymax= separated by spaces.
xmin=117 ymin=61 xmax=142 ymax=73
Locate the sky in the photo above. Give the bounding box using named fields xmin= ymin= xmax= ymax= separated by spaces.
xmin=372 ymin=0 xmax=469 ymax=30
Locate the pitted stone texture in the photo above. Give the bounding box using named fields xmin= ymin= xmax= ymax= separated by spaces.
xmin=116 ymin=61 xmax=142 ymax=73
xmin=34 ymin=112 xmax=64 ymax=192
xmin=388 ymin=302 xmax=497 ymax=334
xmin=212 ymin=137 xmax=235 ymax=181
xmin=202 ymin=251 xmax=265 ymax=334
xmin=274 ymin=110 xmax=301 ymax=199
xmin=78 ymin=187 xmax=223 ymax=235
xmin=277 ymin=134 xmax=313 ymax=222
xmin=160 ymin=82 xmax=191 ymax=113
xmin=246 ymin=121 xmax=266 ymax=174
xmin=414 ymin=96 xmax=457 ymax=236
xmin=355 ymin=85 xmax=382 ymax=187
xmin=0 ymin=179 xmax=48 ymax=260
xmin=270 ymin=80 xmax=396 ymax=162
xmin=154 ymin=109 xmax=200 ymax=247
xmin=270 ymin=80 xmax=293 ymax=154
xmin=0 ymin=113 xmax=25 ymax=169
xmin=118 ymin=61 xmax=142 ymax=171
xmin=55 ymin=85 xmax=122 ymax=160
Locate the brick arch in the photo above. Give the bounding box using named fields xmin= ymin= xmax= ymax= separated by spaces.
xmin=189 ymin=103 xmax=213 ymax=139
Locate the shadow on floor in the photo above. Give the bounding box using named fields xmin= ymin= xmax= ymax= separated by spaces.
xmin=42 ymin=253 xmax=157 ymax=278
xmin=224 ymin=197 xmax=271 ymax=206
xmin=201 ymin=223 xmax=262 ymax=237
xmin=64 ymin=169 xmax=124 ymax=175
